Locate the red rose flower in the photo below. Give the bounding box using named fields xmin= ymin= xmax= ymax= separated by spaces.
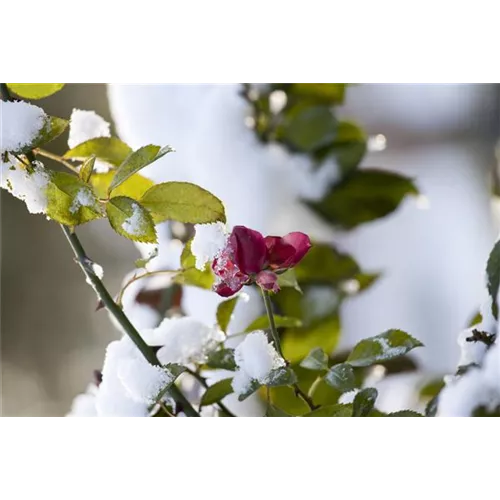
xmin=212 ymin=226 xmax=311 ymax=297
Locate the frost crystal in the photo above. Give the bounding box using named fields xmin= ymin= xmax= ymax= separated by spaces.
xmin=191 ymin=222 xmax=228 ymax=270
xmin=122 ymin=203 xmax=147 ymax=236
xmin=0 ymin=100 xmax=47 ymax=153
xmin=231 ymin=331 xmax=285 ymax=395
xmin=143 ymin=317 xmax=224 ymax=365
xmin=70 ymin=187 xmax=96 ymax=214
xmin=1 ymin=157 xmax=50 ymax=214
xmin=68 ymin=109 xmax=111 ymax=149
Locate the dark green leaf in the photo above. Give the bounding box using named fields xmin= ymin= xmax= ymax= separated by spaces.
xmin=205 ymin=348 xmax=237 ymax=371
xmin=106 ymin=196 xmax=157 ymax=243
xmin=352 ymin=272 xmax=381 ymax=293
xmin=352 ymin=388 xmax=378 ymax=417
xmin=425 ymin=395 xmax=439 ymax=417
xmin=302 ymin=403 xmax=352 ymax=417
xmin=216 ymin=297 xmax=239 ymax=333
xmin=245 ymin=314 xmax=302 ymax=333
xmin=7 ymin=83 xmax=65 ymax=99
xmin=419 ymin=378 xmax=445 ymax=400
xmin=46 ymin=171 xmax=103 ymax=226
xmin=64 ymin=137 xmax=132 ymax=167
xmin=388 ymin=410 xmax=423 ymax=417
xmin=141 ymin=181 xmax=226 ymax=224
xmin=109 ymin=145 xmax=173 ymax=193
xmin=19 ymin=116 xmax=69 ymax=153
xmin=282 ymin=105 xmax=337 ymax=152
xmin=295 ymin=243 xmax=359 ymax=284
xmin=265 ymin=405 xmax=293 ymax=417
xmin=300 ymin=347 xmax=329 ymax=371
xmin=288 ymin=84 xmax=346 ymax=105
xmin=347 ymin=329 xmax=423 ymax=368
xmin=265 ymin=367 xmax=297 ymax=387
xmin=486 ymin=240 xmax=500 ymax=318
xmin=324 ymin=363 xmax=356 ymax=393
xmin=79 ymin=156 xmax=96 ymax=183
xmin=237 ymin=379 xmax=261 ymax=402
xmin=200 ymin=378 xmax=233 ymax=407
xmin=282 ymin=314 xmax=340 ymax=364
xmin=308 ymin=169 xmax=418 ymax=229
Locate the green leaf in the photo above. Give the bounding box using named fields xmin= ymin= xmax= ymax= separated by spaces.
xmin=324 ymin=363 xmax=356 ymax=393
xmin=300 ymin=347 xmax=329 ymax=371
xmin=238 ymin=379 xmax=261 ymax=402
xmin=486 ymin=240 xmax=500 ymax=319
xmin=265 ymin=367 xmax=297 ymax=387
xmin=79 ymin=156 xmax=96 ymax=183
xmin=308 ymin=169 xmax=418 ymax=229
xmin=90 ymin=171 xmax=153 ymax=200
xmin=109 ymin=145 xmax=173 ymax=193
xmin=352 ymin=388 xmax=378 ymax=417
xmin=106 ymin=196 xmax=157 ymax=243
xmin=276 ymin=268 xmax=302 ymax=292
xmin=216 ymin=297 xmax=239 ymax=333
xmin=7 ymin=83 xmax=65 ymax=99
xmin=46 ymin=171 xmax=103 ymax=226
xmin=174 ymin=240 xmax=214 ymax=289
xmin=282 ymin=105 xmax=337 ymax=152
xmin=352 ymin=272 xmax=380 ymax=293
xmin=295 ymin=243 xmax=359 ymax=284
xmin=419 ymin=378 xmax=445 ymax=400
xmin=265 ymin=404 xmax=293 ymax=417
xmin=282 ymin=314 xmax=340 ymax=364
xmin=205 ymin=348 xmax=237 ymax=371
xmin=200 ymin=378 xmax=233 ymax=407
xmin=245 ymin=314 xmax=302 ymax=333
xmin=468 ymin=311 xmax=482 ymax=327
xmin=151 ymin=363 xmax=186 ymax=405
xmin=288 ymin=84 xmax=346 ymax=105
xmin=347 ymin=329 xmax=423 ymax=368
xmin=141 ymin=181 xmax=226 ymax=224
xmin=135 ymin=246 xmax=158 ymax=268
xmin=64 ymin=137 xmax=132 ymax=167
xmin=388 ymin=410 xmax=423 ymax=417
xmin=322 ymin=121 xmax=367 ymax=174
xmin=302 ymin=404 xmax=352 ymax=417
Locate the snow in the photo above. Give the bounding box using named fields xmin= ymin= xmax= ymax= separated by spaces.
xmin=191 ymin=222 xmax=228 ymax=270
xmin=1 ymin=157 xmax=50 ymax=214
xmin=0 ymin=100 xmax=47 ymax=153
xmin=91 ymin=262 xmax=104 ymax=280
xmin=67 ymin=109 xmax=112 ymax=173
xmin=457 ymin=328 xmax=488 ymax=367
xmin=122 ymin=202 xmax=147 ymax=237
xmin=66 ymin=384 xmax=98 ymax=417
xmin=95 ymin=337 xmax=174 ymax=417
xmin=69 ymin=187 xmax=96 ymax=214
xmin=68 ymin=109 xmax=111 ymax=149
xmin=231 ymin=331 xmax=285 ymax=395
xmin=142 ymin=317 xmax=224 ymax=365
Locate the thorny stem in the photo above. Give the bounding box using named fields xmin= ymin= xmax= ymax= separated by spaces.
xmin=61 ymin=225 xmax=200 ymax=417
xmin=260 ymin=288 xmax=317 ymax=412
xmin=185 ymin=368 xmax=236 ymax=417
xmin=1 ymin=83 xmax=199 ymax=417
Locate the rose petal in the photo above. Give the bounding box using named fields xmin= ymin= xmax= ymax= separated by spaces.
xmin=264 ymin=236 xmax=296 ymax=269
xmin=213 ymin=281 xmax=243 ymax=297
xmin=256 ymin=270 xmax=280 ymax=293
xmin=230 ymin=226 xmax=267 ymax=274
xmin=282 ymin=232 xmax=311 ymax=266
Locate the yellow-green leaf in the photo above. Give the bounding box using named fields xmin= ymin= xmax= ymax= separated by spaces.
xmin=106 ymin=196 xmax=157 ymax=243
xmin=46 ymin=172 xmax=103 ymax=226
xmin=108 ymin=145 xmax=173 ymax=193
xmin=64 ymin=137 xmax=132 ymax=167
xmin=7 ymin=83 xmax=65 ymax=99
xmin=216 ymin=297 xmax=239 ymax=333
xmin=245 ymin=315 xmax=302 ymax=333
xmin=141 ymin=181 xmax=226 ymax=224
xmin=282 ymin=314 xmax=340 ymax=364
xmin=90 ymin=172 xmax=153 ymax=200
xmin=79 ymin=156 xmax=96 ymax=183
